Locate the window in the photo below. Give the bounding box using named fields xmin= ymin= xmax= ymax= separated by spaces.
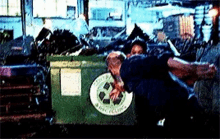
xmin=0 ymin=0 xmax=21 ymax=16
xmin=33 ymin=0 xmax=77 ymax=18
xmin=0 ymin=30 xmax=13 ymax=44
xmin=89 ymin=0 xmax=124 ymax=21
xmin=91 ymin=8 xmax=122 ymax=20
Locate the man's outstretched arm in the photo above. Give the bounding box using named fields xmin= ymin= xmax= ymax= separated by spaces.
xmin=167 ymin=57 xmax=217 ymax=85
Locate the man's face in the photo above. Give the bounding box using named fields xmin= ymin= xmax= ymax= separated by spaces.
xmin=131 ymin=44 xmax=144 ymax=55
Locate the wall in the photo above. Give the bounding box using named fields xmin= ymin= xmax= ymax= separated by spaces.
xmin=0 ymin=0 xmax=87 ymax=40
xmin=0 ymin=17 xmax=22 ymax=39
xmin=30 ymin=18 xmax=89 ymax=38
xmin=0 ymin=17 xmax=89 ymax=39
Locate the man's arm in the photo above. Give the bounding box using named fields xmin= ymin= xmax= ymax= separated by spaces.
xmin=168 ymin=57 xmax=217 ymax=85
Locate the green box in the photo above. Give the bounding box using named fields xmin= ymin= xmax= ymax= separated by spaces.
xmin=48 ymin=55 xmax=136 ymax=125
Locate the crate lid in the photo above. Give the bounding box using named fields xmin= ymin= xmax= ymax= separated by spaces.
xmin=47 ymin=55 xmax=106 ymax=62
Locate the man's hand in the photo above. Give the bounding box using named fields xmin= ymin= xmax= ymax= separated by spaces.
xmin=184 ymin=63 xmax=217 ymax=85
xmin=195 ymin=63 xmax=217 ymax=80
xmin=110 ymin=81 xmax=125 ymax=101
xmin=110 ymin=88 xmax=121 ymax=101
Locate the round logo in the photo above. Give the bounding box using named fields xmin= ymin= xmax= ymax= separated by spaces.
xmin=90 ymin=73 xmax=133 ymax=116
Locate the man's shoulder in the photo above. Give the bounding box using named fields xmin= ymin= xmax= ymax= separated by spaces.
xmin=124 ymin=54 xmax=147 ymax=64
xmin=127 ymin=54 xmax=147 ymax=60
xmin=122 ymin=54 xmax=147 ymax=69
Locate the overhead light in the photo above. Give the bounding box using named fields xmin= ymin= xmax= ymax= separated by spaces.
xmin=208 ymin=8 xmax=218 ymax=17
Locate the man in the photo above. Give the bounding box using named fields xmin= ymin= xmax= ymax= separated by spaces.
xmin=126 ymin=39 xmax=147 ymax=58
xmin=110 ymin=39 xmax=147 ymax=93
xmin=106 ymin=51 xmax=217 ymax=137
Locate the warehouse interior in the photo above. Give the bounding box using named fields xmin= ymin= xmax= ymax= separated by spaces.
xmin=0 ymin=0 xmax=219 ymax=138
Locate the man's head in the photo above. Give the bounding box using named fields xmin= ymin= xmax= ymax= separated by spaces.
xmin=106 ymin=51 xmax=126 ymax=76
xmin=130 ymin=39 xmax=147 ymax=55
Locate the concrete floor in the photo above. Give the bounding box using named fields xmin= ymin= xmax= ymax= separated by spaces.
xmin=1 ymin=112 xmax=219 ymax=138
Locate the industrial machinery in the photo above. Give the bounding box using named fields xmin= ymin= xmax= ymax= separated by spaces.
xmin=0 ymin=64 xmax=51 ymax=122
xmin=0 ymin=35 xmax=51 ymax=123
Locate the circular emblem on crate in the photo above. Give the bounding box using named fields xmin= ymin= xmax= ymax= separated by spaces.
xmin=90 ymin=73 xmax=133 ymax=116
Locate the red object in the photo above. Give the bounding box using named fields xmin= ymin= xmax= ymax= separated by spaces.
xmin=0 ymin=113 xmax=46 ymax=122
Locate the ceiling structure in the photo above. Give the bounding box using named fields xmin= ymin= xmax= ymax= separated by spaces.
xmin=125 ymin=0 xmax=216 ymax=8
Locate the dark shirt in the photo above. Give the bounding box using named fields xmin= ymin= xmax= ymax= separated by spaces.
xmin=120 ymin=52 xmax=195 ymax=107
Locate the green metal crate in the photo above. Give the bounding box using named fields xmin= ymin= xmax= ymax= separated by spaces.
xmin=47 ymin=55 xmax=136 ymax=125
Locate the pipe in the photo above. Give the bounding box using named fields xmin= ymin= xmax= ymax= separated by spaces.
xmin=21 ymin=0 xmax=26 ymax=40
xmin=83 ymin=0 xmax=89 ymax=25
